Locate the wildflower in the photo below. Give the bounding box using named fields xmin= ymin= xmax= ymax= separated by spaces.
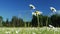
xmin=15 ymin=30 xmax=20 ymax=34
xmin=32 ymin=32 xmax=36 ymax=34
xmin=32 ymin=28 xmax=35 ymax=30
xmin=50 ymin=7 xmax=56 ymax=12
xmin=32 ymin=10 xmax=43 ymax=27
xmin=2 ymin=28 xmax=5 ymax=31
xmin=5 ymin=31 xmax=10 ymax=34
xmin=32 ymin=10 xmax=42 ymax=16
xmin=49 ymin=25 xmax=55 ymax=28
xmin=47 ymin=27 xmax=51 ymax=31
xmin=29 ymin=4 xmax=35 ymax=10
xmin=32 ymin=12 xmax=36 ymax=16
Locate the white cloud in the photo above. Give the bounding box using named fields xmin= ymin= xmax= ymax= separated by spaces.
xmin=56 ymin=10 xmax=60 ymax=15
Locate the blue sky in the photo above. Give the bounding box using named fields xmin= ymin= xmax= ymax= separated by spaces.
xmin=0 ymin=0 xmax=60 ymax=21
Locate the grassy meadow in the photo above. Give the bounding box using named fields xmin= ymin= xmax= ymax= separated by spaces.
xmin=0 ymin=27 xmax=60 ymax=34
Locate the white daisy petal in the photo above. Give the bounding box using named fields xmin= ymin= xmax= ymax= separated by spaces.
xmin=32 ymin=12 xmax=36 ymax=16
xmin=35 ymin=11 xmax=42 ymax=15
xmin=32 ymin=11 xmax=43 ymax=16
xmin=49 ymin=25 xmax=55 ymax=28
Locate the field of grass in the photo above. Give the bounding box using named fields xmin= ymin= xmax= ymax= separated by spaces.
xmin=0 ymin=27 xmax=60 ymax=34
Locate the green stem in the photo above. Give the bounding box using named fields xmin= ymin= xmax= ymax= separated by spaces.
xmin=46 ymin=17 xmax=48 ymax=30
xmin=37 ymin=15 xmax=40 ymax=27
xmin=46 ymin=17 xmax=48 ymax=27
xmin=25 ymin=22 xmax=26 ymax=27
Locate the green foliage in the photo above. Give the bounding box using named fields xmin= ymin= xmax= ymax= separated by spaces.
xmin=10 ymin=16 xmax=24 ymax=27
xmin=51 ymin=14 xmax=60 ymax=27
xmin=0 ymin=16 xmax=3 ymax=27
xmin=0 ymin=14 xmax=60 ymax=27
xmin=31 ymin=14 xmax=60 ymax=27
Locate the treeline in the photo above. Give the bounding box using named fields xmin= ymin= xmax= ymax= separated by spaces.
xmin=0 ymin=14 xmax=60 ymax=27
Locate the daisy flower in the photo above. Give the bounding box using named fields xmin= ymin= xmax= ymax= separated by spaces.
xmin=29 ymin=4 xmax=35 ymax=10
xmin=32 ymin=10 xmax=42 ymax=16
xmin=50 ymin=7 xmax=56 ymax=12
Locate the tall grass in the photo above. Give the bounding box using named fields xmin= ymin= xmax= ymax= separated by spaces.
xmin=0 ymin=27 xmax=60 ymax=34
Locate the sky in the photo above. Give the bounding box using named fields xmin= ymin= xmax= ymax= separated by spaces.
xmin=0 ymin=0 xmax=60 ymax=21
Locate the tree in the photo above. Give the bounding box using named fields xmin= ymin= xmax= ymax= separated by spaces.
xmin=11 ymin=16 xmax=18 ymax=27
xmin=5 ymin=18 xmax=10 ymax=27
xmin=51 ymin=14 xmax=60 ymax=27
xmin=18 ymin=18 xmax=24 ymax=27
xmin=0 ymin=16 xmax=3 ymax=27
xmin=11 ymin=16 xmax=24 ymax=27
